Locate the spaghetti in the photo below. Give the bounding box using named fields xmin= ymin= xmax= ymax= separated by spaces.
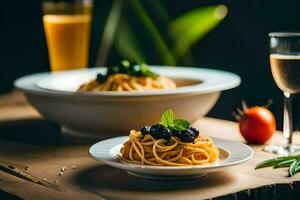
xmin=78 ymin=74 xmax=176 ymax=92
xmin=120 ymin=130 xmax=219 ymax=166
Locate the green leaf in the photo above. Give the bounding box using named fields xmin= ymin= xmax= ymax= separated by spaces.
xmin=161 ymin=109 xmax=174 ymax=127
xmin=96 ymin=0 xmax=126 ymax=66
xmin=160 ymin=109 xmax=190 ymax=131
xmin=295 ymin=162 xmax=300 ymax=175
xmin=146 ymin=0 xmax=170 ymax=24
xmin=121 ymin=60 xmax=131 ymax=69
xmin=289 ymin=160 xmax=299 ymax=177
xmin=140 ymin=63 xmax=158 ymax=78
xmin=255 ymin=154 xmax=300 ymax=177
xmin=115 ymin=20 xmax=146 ymax=63
xmin=140 ymin=64 xmax=149 ymax=73
xmin=172 ymin=119 xmax=190 ymax=131
xmin=255 ymin=157 xmax=287 ymax=169
xmin=273 ymin=159 xmax=296 ymax=169
xmin=169 ymin=5 xmax=228 ymax=59
xmin=130 ymin=0 xmax=176 ymax=65
xmin=143 ymin=71 xmax=157 ymax=78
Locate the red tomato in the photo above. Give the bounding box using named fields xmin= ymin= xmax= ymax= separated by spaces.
xmin=238 ymin=106 xmax=276 ymax=144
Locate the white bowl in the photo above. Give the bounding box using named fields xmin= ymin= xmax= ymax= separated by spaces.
xmin=14 ymin=66 xmax=240 ymax=137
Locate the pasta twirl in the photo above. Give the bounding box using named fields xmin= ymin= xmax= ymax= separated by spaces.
xmin=120 ymin=130 xmax=219 ymax=166
xmin=78 ymin=74 xmax=176 ymax=92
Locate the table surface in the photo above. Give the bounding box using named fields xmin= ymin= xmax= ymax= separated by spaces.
xmin=1 ymin=91 xmax=300 ymax=200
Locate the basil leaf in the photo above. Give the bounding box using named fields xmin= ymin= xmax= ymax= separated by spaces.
xmin=140 ymin=63 xmax=158 ymax=78
xmin=143 ymin=70 xmax=158 ymax=78
xmin=161 ymin=109 xmax=174 ymax=127
xmin=140 ymin=63 xmax=149 ymax=73
xmin=121 ymin=60 xmax=130 ymax=69
xmin=172 ymin=119 xmax=190 ymax=131
xmin=161 ymin=109 xmax=190 ymax=131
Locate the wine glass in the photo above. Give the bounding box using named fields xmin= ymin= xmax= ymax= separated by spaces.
xmin=264 ymin=32 xmax=300 ymax=155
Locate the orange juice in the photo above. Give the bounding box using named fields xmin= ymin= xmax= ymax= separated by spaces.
xmin=43 ymin=14 xmax=91 ymax=71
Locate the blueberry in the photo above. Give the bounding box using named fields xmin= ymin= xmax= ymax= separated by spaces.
xmin=119 ymin=67 xmax=127 ymax=73
xmin=141 ymin=125 xmax=151 ymax=135
xmin=189 ymin=127 xmax=199 ymax=138
xmin=129 ymin=65 xmax=142 ymax=76
xmin=172 ymin=130 xmax=181 ymax=138
xmin=96 ymin=73 xmax=106 ymax=84
xmin=107 ymin=66 xmax=119 ymax=75
xmin=180 ymin=129 xmax=195 ymax=142
xmin=150 ymin=124 xmax=171 ymax=140
xmin=132 ymin=65 xmax=141 ymax=72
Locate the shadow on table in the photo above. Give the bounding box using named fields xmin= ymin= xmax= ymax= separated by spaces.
xmin=75 ymin=165 xmax=234 ymax=192
xmin=0 ymin=119 xmax=100 ymax=145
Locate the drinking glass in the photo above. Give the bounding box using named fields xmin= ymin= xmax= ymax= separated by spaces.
xmin=265 ymin=32 xmax=300 ymax=155
xmin=42 ymin=0 xmax=93 ymax=71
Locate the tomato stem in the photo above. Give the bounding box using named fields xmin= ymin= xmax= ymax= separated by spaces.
xmin=237 ymin=108 xmax=244 ymax=116
xmin=241 ymin=100 xmax=248 ymax=111
xmin=264 ymin=99 xmax=273 ymax=108
xmin=230 ymin=111 xmax=241 ymax=121
xmin=232 ymin=99 xmax=273 ymax=122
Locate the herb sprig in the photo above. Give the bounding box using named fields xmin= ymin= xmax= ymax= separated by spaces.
xmin=255 ymin=154 xmax=300 ymax=177
xmin=161 ymin=109 xmax=190 ymax=131
xmin=97 ymin=60 xmax=158 ymax=84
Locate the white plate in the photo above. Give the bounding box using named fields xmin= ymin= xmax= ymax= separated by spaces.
xmin=32 ymin=66 xmax=240 ymax=96
xmin=89 ymin=136 xmax=253 ymax=179
xmin=14 ymin=66 xmax=240 ymax=136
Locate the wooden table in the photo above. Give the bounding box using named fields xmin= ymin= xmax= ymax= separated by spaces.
xmin=1 ymin=91 xmax=300 ymax=200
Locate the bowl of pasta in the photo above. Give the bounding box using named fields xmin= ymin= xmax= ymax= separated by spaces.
xmin=89 ymin=110 xmax=253 ymax=179
xmin=15 ymin=61 xmax=241 ymax=137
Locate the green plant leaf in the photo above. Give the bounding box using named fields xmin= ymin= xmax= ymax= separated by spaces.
xmin=146 ymin=0 xmax=170 ymax=24
xmin=295 ymin=162 xmax=300 ymax=173
xmin=115 ymin=20 xmax=146 ymax=63
xmin=273 ymin=159 xmax=296 ymax=169
xmin=255 ymin=157 xmax=288 ymax=169
xmin=289 ymin=160 xmax=299 ymax=177
xmin=161 ymin=109 xmax=174 ymax=127
xmin=255 ymin=155 xmax=300 ymax=177
xmin=169 ymin=5 xmax=228 ymax=58
xmin=130 ymin=0 xmax=176 ymax=65
xmin=96 ymin=0 xmax=126 ymax=66
xmin=172 ymin=119 xmax=190 ymax=131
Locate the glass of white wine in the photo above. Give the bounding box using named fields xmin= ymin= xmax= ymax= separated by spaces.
xmin=265 ymin=32 xmax=300 ymax=155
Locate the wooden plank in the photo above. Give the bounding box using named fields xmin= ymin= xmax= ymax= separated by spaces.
xmin=0 ymin=91 xmax=40 ymax=121
xmin=0 ymin=173 xmax=102 ymax=200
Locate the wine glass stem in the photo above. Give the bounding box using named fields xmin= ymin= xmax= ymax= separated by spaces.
xmin=283 ymin=92 xmax=293 ymax=146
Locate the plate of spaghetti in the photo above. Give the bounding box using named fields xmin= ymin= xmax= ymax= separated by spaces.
xmin=77 ymin=60 xmax=177 ymax=92
xmin=89 ymin=109 xmax=253 ymax=179
xmin=37 ymin=60 xmax=178 ymax=93
xmin=33 ymin=60 xmax=239 ymax=96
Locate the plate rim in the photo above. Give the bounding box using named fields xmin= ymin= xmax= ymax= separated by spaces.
xmin=89 ymin=136 xmax=253 ymax=171
xmin=14 ymin=66 xmax=241 ymax=97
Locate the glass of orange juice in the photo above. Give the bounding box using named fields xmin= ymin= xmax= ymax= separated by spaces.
xmin=42 ymin=0 xmax=93 ymax=71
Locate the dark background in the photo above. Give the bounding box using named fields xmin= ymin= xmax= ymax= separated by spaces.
xmin=1 ymin=0 xmax=300 ymax=129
